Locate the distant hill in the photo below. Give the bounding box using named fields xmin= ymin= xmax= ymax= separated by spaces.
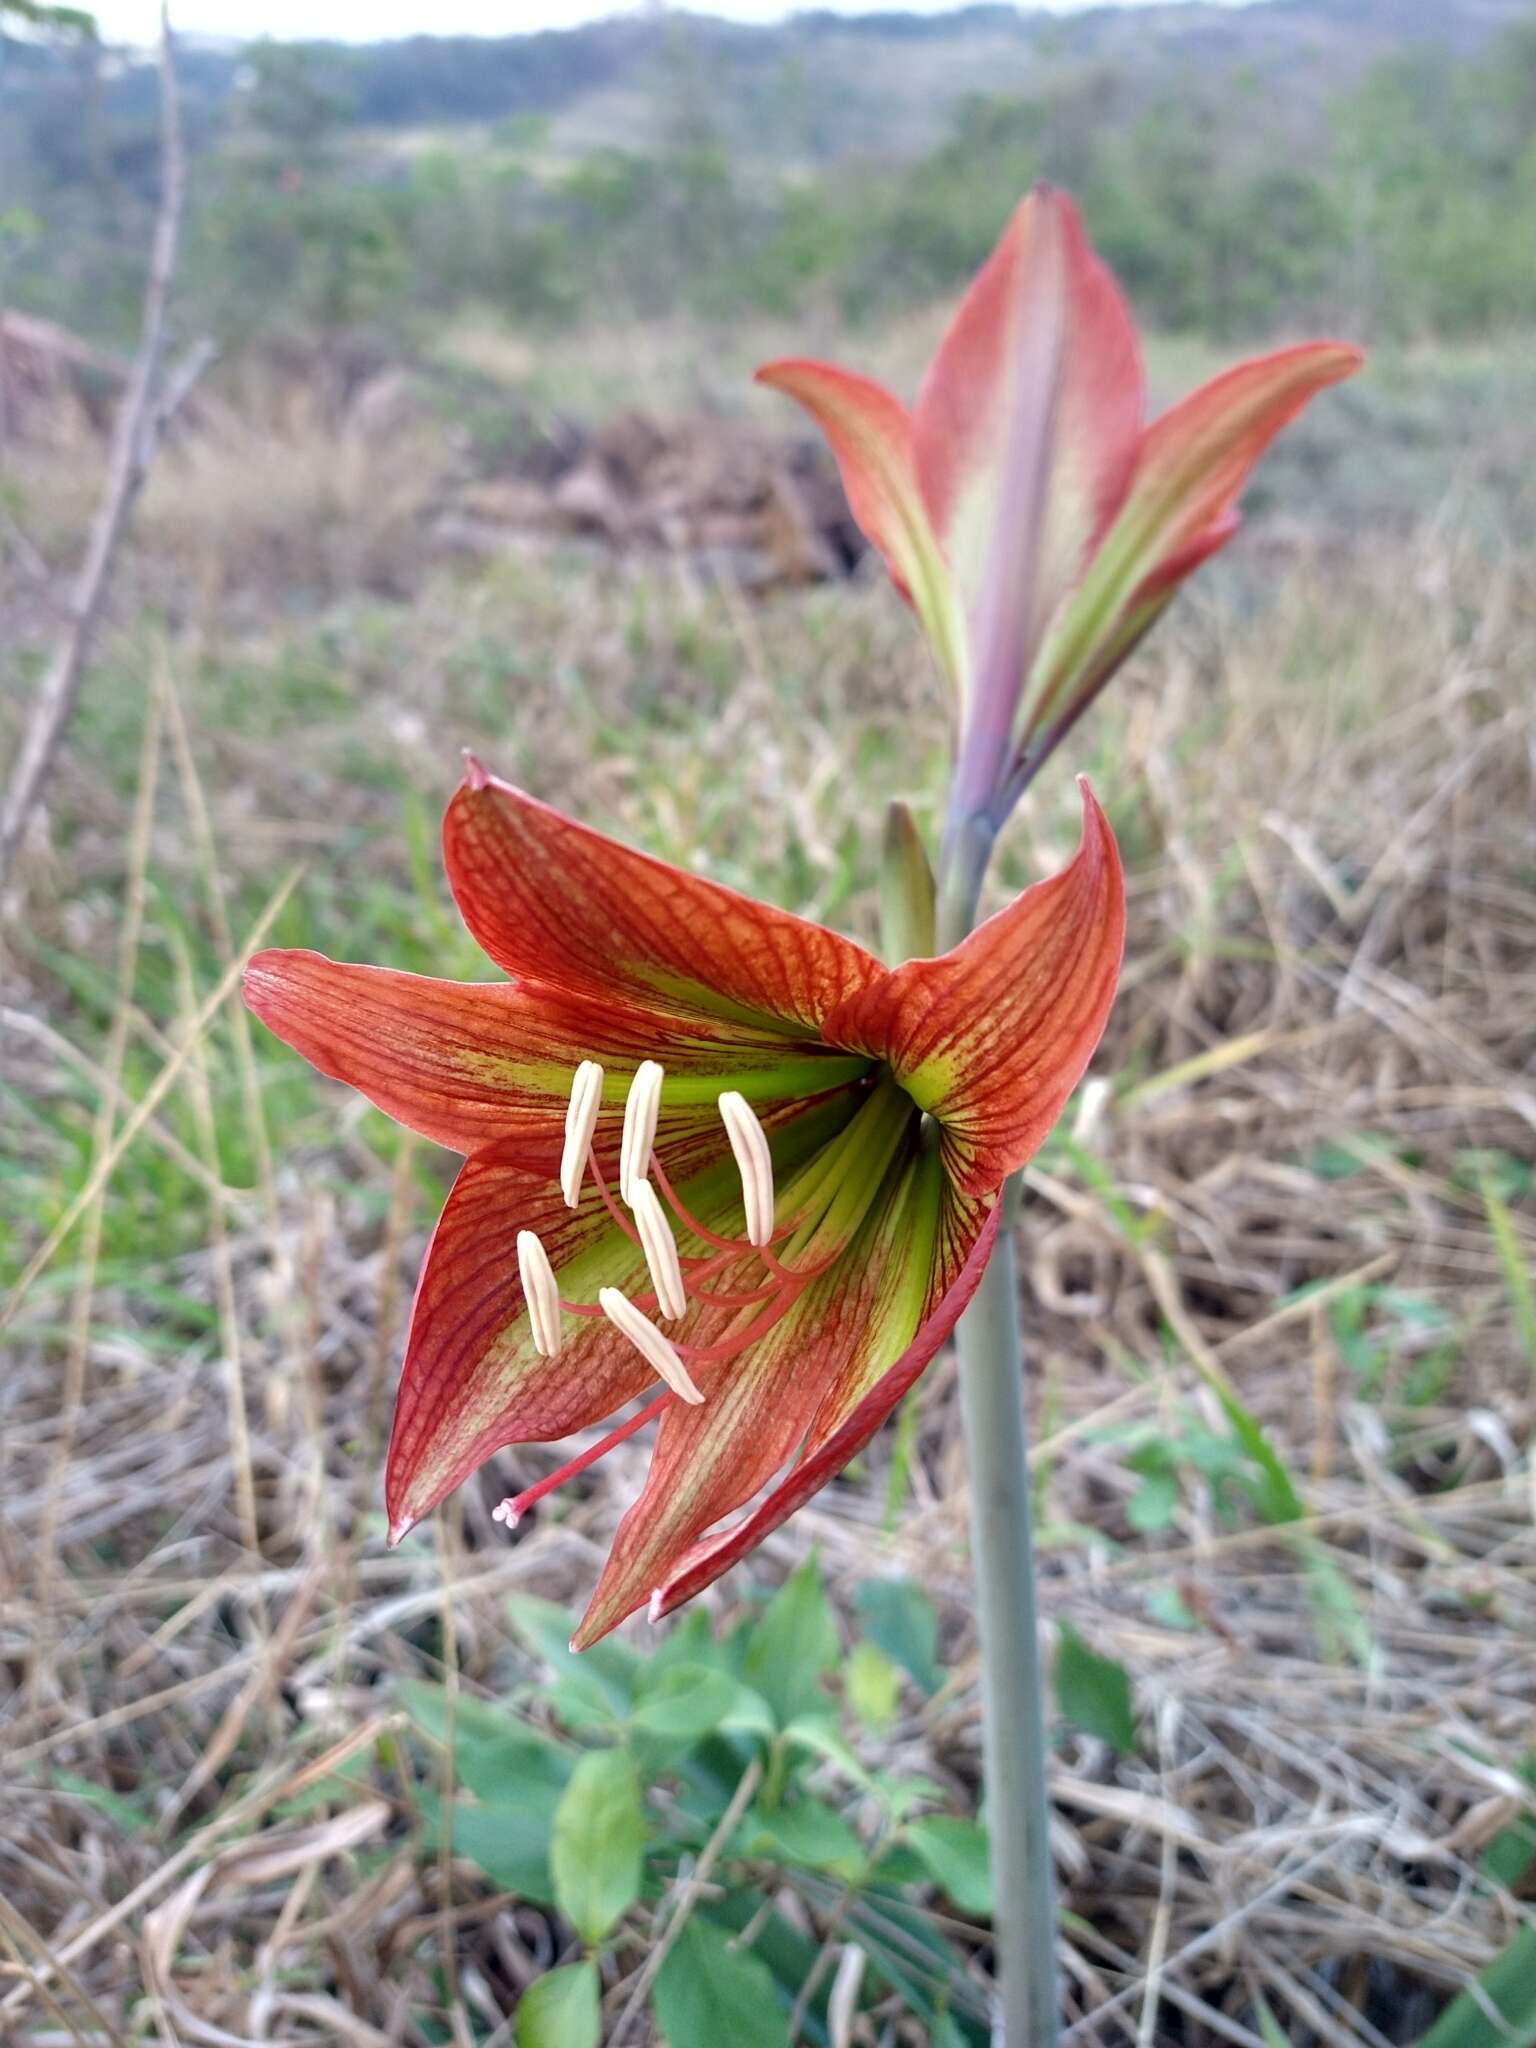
xmin=8 ymin=0 xmax=1534 ymax=163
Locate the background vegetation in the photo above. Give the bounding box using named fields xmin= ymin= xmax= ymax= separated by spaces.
xmin=5 ymin=0 xmax=1536 ymax=352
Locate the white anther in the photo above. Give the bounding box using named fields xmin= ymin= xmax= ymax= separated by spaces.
xmin=598 ymin=1287 xmax=703 ymax=1405
xmin=491 ymin=1499 xmax=520 ymax=1529
xmin=619 ymin=1060 xmax=664 ymax=1204
xmin=517 ymin=1230 xmax=563 ymax=1358
xmin=629 ymin=1179 xmax=687 ymax=1321
xmin=560 ymin=1060 xmax=605 ymax=1208
xmin=718 ymin=1090 xmax=775 ymax=1247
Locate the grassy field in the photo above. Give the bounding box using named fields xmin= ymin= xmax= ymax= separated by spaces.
xmin=2 ymin=323 xmax=1535 ymax=2045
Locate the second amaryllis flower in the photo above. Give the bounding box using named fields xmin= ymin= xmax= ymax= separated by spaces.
xmin=759 ymin=185 xmax=1363 ymax=844
xmin=244 ymin=763 xmax=1123 ymax=1645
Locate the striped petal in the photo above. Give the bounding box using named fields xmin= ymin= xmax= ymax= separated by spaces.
xmin=244 ymin=949 xmax=867 ymax=1155
xmin=913 ymin=186 xmax=1142 ymax=701
xmin=753 ymin=359 xmax=964 ymax=692
xmin=387 ymin=1092 xmax=861 ymax=1536
xmin=572 ymin=1128 xmax=994 ymax=1645
xmin=1031 ymin=340 xmax=1363 ymax=732
xmin=652 ymin=1183 xmax=998 ymax=1622
xmin=445 ymin=763 xmax=885 ymax=1039
xmin=822 ymin=779 xmax=1124 ymax=1196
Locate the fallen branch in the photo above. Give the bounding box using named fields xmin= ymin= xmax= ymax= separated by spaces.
xmin=0 ymin=7 xmax=206 ymax=896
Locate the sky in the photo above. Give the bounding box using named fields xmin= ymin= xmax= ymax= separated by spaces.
xmin=89 ymin=0 xmax=1196 ymax=55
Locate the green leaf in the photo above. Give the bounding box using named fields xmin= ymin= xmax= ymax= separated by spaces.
xmin=630 ymin=1664 xmax=745 ymax=1743
xmin=782 ymin=1713 xmax=875 ymax=1791
xmin=742 ymin=1558 xmax=839 ymax=1725
xmin=426 ymin=1791 xmax=560 ymax=1905
xmin=1127 ymin=1466 xmax=1181 ymax=1533
xmin=516 ymin=1961 xmax=600 ymax=2048
xmin=1414 ymin=1927 xmax=1536 ymax=2047
xmin=652 ymin=1916 xmax=789 ymax=2048
xmin=1055 ymin=1623 xmax=1137 ymax=1755
xmin=401 ymin=1682 xmax=573 ymax=1804
xmin=854 ymin=1577 xmax=941 ymax=1694
xmin=906 ymin=1816 xmax=993 ymax=1916
xmin=509 ymin=1594 xmax=639 ymax=1712
xmin=550 ymin=1748 xmax=645 ymax=1945
xmin=846 ymin=1641 xmax=902 ymax=1733
xmin=741 ymin=1797 xmax=866 ymax=1877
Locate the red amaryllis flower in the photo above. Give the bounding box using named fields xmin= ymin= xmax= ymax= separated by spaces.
xmin=244 ymin=763 xmax=1123 ymax=1645
xmin=759 ymin=185 xmax=1363 ymax=834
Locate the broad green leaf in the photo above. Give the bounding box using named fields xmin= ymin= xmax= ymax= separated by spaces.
xmin=649 ymin=1605 xmax=730 ymax=1677
xmin=401 ymin=1682 xmax=573 ymax=1804
xmin=906 ymin=1816 xmax=993 ymax=1916
xmin=846 ymin=1641 xmax=902 ymax=1733
xmin=427 ymin=1791 xmax=560 ymax=1905
xmin=854 ymin=1577 xmax=941 ymax=1694
xmin=550 ymin=1748 xmax=645 ymax=1945
xmin=743 ymin=1558 xmax=839 ymax=1725
xmin=516 ymin=1961 xmax=600 ymax=2048
xmin=1414 ymin=1927 xmax=1536 ymax=2047
xmin=652 ymin=1916 xmax=789 ymax=2048
xmin=509 ymin=1594 xmax=639 ymax=1711
xmin=1055 ymin=1623 xmax=1137 ymax=1755
xmin=631 ymin=1664 xmax=745 ymax=1744
xmin=783 ymin=1714 xmax=875 ymax=1791
xmin=741 ymin=1798 xmax=866 ymax=1877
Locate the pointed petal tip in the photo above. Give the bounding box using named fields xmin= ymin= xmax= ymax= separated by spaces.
xmin=460 ymin=750 xmax=491 ymax=793
xmin=387 ymin=1513 xmax=415 ymax=1547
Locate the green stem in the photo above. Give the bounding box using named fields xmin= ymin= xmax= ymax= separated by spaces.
xmin=939 ymin=823 xmax=1060 ymax=2048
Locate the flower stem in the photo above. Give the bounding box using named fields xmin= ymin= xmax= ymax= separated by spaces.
xmin=954 ymin=1208 xmax=1059 ymax=2045
xmin=939 ymin=820 xmax=1060 ymax=2048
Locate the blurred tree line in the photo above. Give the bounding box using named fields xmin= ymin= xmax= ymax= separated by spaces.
xmin=3 ymin=7 xmax=1535 ymax=355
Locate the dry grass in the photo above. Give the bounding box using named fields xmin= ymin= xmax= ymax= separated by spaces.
xmin=2 ymin=346 xmax=1535 ymax=2046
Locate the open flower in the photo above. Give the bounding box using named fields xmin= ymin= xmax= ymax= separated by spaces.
xmin=759 ymin=185 xmax=1363 ymax=839
xmin=244 ymin=762 xmax=1122 ymax=1644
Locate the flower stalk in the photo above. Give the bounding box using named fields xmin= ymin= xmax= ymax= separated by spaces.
xmin=938 ymin=837 xmax=1059 ymax=2047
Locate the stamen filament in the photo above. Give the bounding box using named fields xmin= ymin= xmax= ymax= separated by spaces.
xmin=560 ymin=1060 xmax=604 ymax=1208
xmin=620 ymin=1060 xmax=663 ymax=1204
xmin=629 ymin=1179 xmax=687 ymax=1320
xmin=585 ymin=1146 xmax=645 ymax=1247
xmin=599 ymin=1287 xmax=704 ymax=1404
xmin=516 ymin=1230 xmax=562 ymax=1357
xmin=491 ymin=1391 xmax=671 ymax=1527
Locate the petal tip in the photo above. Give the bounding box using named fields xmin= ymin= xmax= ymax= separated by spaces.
xmin=387 ymin=1513 xmax=416 ymax=1547
xmin=647 ymin=1588 xmax=666 ymax=1624
xmin=460 ymin=750 xmax=491 ymax=793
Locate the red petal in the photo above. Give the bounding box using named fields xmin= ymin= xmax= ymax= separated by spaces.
xmin=913 ymin=186 xmax=1143 ymax=658
xmin=245 ymin=949 xmax=857 ymax=1156
xmin=444 ymin=771 xmax=884 ymax=1039
xmin=822 ymin=780 xmax=1124 ymax=1196
xmin=386 ymin=1091 xmax=864 ymax=1536
xmin=385 ymin=1142 xmax=657 ymax=1535
xmin=652 ymin=1189 xmax=999 ymax=1621
xmin=1129 ymin=342 xmax=1361 ymax=578
xmin=753 ymin=359 xmax=963 ymax=687
xmin=244 ymin=950 xmax=568 ymax=1154
xmin=1032 ymin=341 xmax=1361 ymax=725
xmin=571 ymin=1114 xmax=986 ymax=1646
